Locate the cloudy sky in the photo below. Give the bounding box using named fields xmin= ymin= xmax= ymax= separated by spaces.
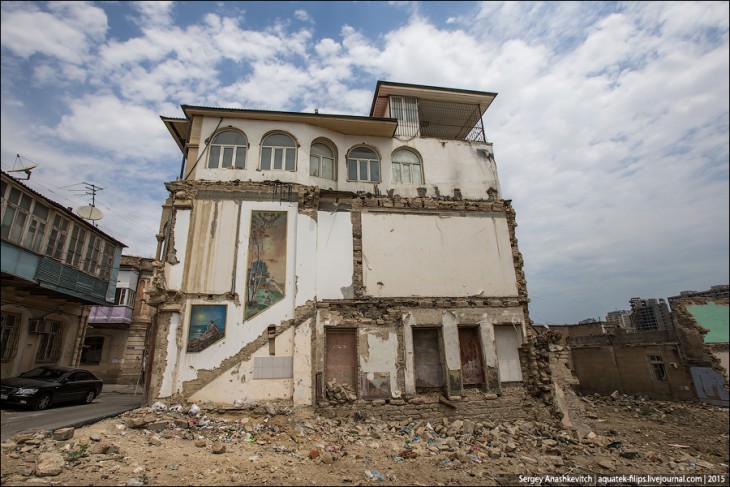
xmin=1 ymin=1 xmax=728 ymax=324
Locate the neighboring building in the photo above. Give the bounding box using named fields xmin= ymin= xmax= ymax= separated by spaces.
xmin=559 ymin=286 xmax=729 ymax=406
xmin=565 ymin=326 xmax=696 ymax=401
xmin=668 ymin=285 xmax=729 ymax=407
xmin=606 ymin=309 xmax=632 ymax=329
xmin=1 ymin=171 xmax=125 ymax=378
xmin=629 ymin=297 xmax=673 ymax=331
xmin=146 ymin=81 xmax=532 ymax=408
xmin=83 ymin=255 xmax=155 ymax=385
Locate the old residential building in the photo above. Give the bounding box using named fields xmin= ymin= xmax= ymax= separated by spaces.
xmin=146 ymin=81 xmax=532 ymax=411
xmin=1 ymin=171 xmax=125 ymax=377
xmin=83 ymin=256 xmax=155 ymax=386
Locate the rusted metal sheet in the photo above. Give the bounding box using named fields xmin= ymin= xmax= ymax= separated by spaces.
xmin=325 ymin=329 xmax=357 ymax=389
xmin=459 ymin=327 xmax=485 ymax=385
xmin=413 ymin=328 xmax=443 ymax=389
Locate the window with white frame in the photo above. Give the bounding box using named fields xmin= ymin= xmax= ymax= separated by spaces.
xmin=309 ymin=142 xmax=335 ymax=180
xmin=1 ymin=311 xmax=22 ymax=362
xmin=23 ymin=201 xmax=49 ymax=253
xmin=347 ymin=147 xmax=380 ymax=182
xmin=207 ymin=130 xmax=247 ymax=169
xmin=1 ymin=186 xmax=33 ymax=244
xmin=99 ymin=242 xmax=114 ymax=280
xmin=647 ymin=354 xmax=668 ymax=382
xmin=115 ymin=287 xmax=136 ymax=307
xmin=83 ymin=234 xmax=102 ymax=275
xmin=44 ymin=215 xmax=69 ymax=261
xmin=260 ymin=133 xmax=297 ymax=171
xmin=66 ymin=226 xmax=87 ymax=268
xmin=392 ymin=148 xmax=423 ymax=184
xmin=35 ymin=319 xmax=62 ymax=363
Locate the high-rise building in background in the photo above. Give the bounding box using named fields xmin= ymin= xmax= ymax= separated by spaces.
xmin=629 ymin=297 xmax=673 ymax=331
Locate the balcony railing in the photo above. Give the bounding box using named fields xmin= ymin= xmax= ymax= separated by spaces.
xmin=88 ymin=305 xmax=133 ymax=325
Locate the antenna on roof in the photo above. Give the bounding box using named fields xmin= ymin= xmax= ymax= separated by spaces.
xmin=74 ymin=182 xmax=104 ymax=226
xmin=7 ymin=154 xmax=39 ymax=180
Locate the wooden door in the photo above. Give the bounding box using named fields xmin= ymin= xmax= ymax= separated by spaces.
xmin=325 ymin=329 xmax=357 ymax=389
xmin=459 ymin=327 xmax=485 ymax=386
xmin=413 ymin=328 xmax=443 ymax=390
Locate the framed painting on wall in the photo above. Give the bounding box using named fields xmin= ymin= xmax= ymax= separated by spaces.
xmin=187 ymin=305 xmax=227 ymax=353
xmin=245 ymin=210 xmax=288 ymax=320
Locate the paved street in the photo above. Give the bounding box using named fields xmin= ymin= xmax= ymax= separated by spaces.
xmin=0 ymin=385 xmax=145 ymax=441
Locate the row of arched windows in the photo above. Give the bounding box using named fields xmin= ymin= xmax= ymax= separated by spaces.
xmin=206 ymin=130 xmax=424 ymax=184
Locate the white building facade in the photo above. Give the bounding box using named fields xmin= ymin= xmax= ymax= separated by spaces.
xmin=147 ymin=81 xmax=531 ymax=407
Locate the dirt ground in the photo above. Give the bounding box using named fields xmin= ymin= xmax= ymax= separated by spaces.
xmin=1 ymin=393 xmax=728 ymax=486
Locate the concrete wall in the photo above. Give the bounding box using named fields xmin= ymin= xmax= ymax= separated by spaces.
xmin=360 ymin=213 xmax=517 ymax=298
xmin=316 ymin=211 xmax=353 ymax=300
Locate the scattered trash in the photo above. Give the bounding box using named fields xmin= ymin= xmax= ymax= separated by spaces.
xmin=364 ymin=469 xmax=385 ymax=482
xmin=248 ymin=455 xmax=259 ymax=462
xmin=188 ymin=404 xmax=201 ymax=416
xmin=607 ymin=441 xmax=623 ymax=449
xmin=169 ymin=405 xmax=183 ymax=413
xmin=151 ymin=402 xmax=167 ymax=411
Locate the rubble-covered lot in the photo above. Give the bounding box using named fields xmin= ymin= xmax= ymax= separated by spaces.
xmin=1 ymin=394 xmax=727 ymax=486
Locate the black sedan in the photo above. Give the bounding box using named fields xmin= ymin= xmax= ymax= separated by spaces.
xmin=1 ymin=365 xmax=103 ymax=411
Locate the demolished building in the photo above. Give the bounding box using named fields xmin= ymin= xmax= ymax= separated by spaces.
xmin=145 ymin=81 xmax=541 ymax=417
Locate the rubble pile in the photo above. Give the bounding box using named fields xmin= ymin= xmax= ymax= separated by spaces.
xmin=1 ymin=394 xmax=727 ymax=486
xmin=325 ymin=379 xmax=357 ymax=404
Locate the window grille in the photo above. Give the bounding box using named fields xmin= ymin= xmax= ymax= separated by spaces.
xmin=1 ymin=311 xmax=22 ymax=362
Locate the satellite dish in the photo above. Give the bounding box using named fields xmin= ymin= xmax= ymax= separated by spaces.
xmin=76 ymin=205 xmax=104 ymax=221
xmin=7 ymin=163 xmax=38 ymax=173
xmin=7 ymin=155 xmax=39 ymax=180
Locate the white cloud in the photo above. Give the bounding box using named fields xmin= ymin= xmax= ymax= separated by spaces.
xmin=1 ymin=1 xmax=726 ymax=321
xmin=54 ymin=94 xmax=175 ymax=161
xmin=0 ymin=5 xmax=106 ymax=64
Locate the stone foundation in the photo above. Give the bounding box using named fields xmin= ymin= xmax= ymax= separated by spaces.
xmin=315 ymin=384 xmax=552 ymax=424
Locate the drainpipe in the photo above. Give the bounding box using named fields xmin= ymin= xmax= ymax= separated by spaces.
xmin=71 ymin=305 xmax=91 ymax=366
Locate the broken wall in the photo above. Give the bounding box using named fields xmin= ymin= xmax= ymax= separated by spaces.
xmin=567 ymin=332 xmax=695 ymax=401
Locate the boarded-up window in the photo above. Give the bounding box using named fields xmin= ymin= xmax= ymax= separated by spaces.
xmin=459 ymin=327 xmax=485 ymax=386
xmin=495 ymin=325 xmax=523 ymax=382
xmin=413 ymin=328 xmax=444 ymax=390
xmin=325 ymin=329 xmax=357 ymax=389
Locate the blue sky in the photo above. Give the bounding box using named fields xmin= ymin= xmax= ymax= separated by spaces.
xmin=1 ymin=1 xmax=728 ymax=324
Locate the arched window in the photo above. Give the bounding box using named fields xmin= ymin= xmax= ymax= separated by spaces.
xmin=207 ymin=130 xmax=247 ymax=169
xmin=347 ymin=147 xmax=380 ymax=182
xmin=260 ymin=133 xmax=297 ymax=171
xmin=310 ymin=142 xmax=335 ymax=180
xmin=392 ymin=149 xmax=423 ymax=184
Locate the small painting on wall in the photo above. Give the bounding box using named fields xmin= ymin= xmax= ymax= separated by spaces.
xmin=245 ymin=210 xmax=288 ymax=320
xmin=187 ymin=305 xmax=227 ymax=353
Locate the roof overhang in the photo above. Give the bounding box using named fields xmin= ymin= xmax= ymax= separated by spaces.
xmin=162 ymin=107 xmax=398 ymax=155
xmin=369 ymin=80 xmax=498 ymax=118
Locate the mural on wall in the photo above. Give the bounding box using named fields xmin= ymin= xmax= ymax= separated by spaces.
xmin=245 ymin=210 xmax=288 ymax=320
xmin=187 ymin=305 xmax=227 ymax=353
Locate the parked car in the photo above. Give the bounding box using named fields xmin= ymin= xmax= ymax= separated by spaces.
xmin=0 ymin=365 xmax=103 ymax=411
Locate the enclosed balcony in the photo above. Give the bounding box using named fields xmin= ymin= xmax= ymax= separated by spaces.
xmin=370 ymin=81 xmax=497 ymax=142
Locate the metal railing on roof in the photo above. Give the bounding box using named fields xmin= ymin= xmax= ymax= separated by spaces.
xmin=391 ymin=98 xmax=487 ymax=142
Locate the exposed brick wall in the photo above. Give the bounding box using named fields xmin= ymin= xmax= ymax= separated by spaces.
xmin=316 ymin=385 xmax=552 ymax=424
